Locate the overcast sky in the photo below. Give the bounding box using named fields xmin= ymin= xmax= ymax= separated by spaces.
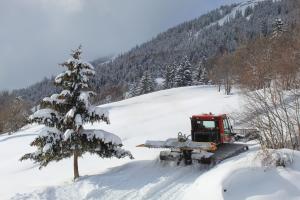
xmin=0 ymin=0 xmax=242 ymax=91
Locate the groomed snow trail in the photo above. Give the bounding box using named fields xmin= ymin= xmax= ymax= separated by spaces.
xmin=13 ymin=160 xmax=207 ymax=200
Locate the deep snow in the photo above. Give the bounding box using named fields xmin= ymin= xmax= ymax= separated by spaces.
xmin=1 ymin=86 xmax=300 ymax=200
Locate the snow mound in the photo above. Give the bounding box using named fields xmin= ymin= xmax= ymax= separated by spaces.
xmin=221 ymin=149 xmax=300 ymax=200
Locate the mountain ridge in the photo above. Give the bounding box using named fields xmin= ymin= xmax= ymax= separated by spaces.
xmin=12 ymin=0 xmax=295 ymax=104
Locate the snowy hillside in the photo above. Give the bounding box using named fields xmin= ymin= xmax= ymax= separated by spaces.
xmin=1 ymin=86 xmax=300 ymax=200
xmin=215 ymin=0 xmax=265 ymax=26
xmin=194 ymin=0 xmax=265 ymax=36
xmin=12 ymin=0 xmax=292 ymax=105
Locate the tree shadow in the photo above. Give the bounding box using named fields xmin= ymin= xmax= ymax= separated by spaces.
xmin=11 ymin=160 xmax=207 ymax=200
xmin=79 ymin=160 xmax=204 ymax=199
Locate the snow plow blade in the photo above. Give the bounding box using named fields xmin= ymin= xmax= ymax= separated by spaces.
xmin=209 ymin=143 xmax=249 ymax=165
xmin=137 ymin=139 xmax=217 ymax=151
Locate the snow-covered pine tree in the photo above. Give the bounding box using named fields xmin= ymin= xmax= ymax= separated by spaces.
xmin=200 ymin=67 xmax=209 ymax=85
xmin=174 ymin=63 xmax=184 ymax=87
xmin=135 ymin=71 xmax=155 ymax=95
xmin=272 ymin=18 xmax=284 ymax=38
xmin=125 ymin=81 xmax=139 ymax=98
xmin=163 ymin=64 xmax=176 ymax=89
xmin=20 ymin=46 xmax=133 ymax=180
xmin=261 ymin=20 xmax=268 ymax=37
xmin=175 ymin=56 xmax=193 ymax=87
xmin=192 ymin=59 xmax=209 ymax=85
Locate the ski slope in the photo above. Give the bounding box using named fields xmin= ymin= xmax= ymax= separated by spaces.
xmin=1 ymin=86 xmax=300 ymax=200
xmin=194 ymin=0 xmax=265 ymax=38
xmin=216 ymin=0 xmax=265 ymax=26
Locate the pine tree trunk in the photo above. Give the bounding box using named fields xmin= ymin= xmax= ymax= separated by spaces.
xmin=73 ymin=150 xmax=79 ymax=180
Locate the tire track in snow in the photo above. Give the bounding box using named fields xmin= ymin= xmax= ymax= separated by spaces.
xmin=14 ymin=160 xmax=206 ymax=200
xmin=136 ymin=167 xmax=203 ymax=200
xmin=82 ymin=162 xmax=205 ymax=200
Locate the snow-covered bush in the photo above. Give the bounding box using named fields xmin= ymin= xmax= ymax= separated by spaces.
xmin=21 ymin=46 xmax=133 ymax=180
xmin=256 ymin=148 xmax=294 ymax=168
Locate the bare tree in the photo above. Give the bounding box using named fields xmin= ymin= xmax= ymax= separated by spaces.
xmin=243 ymin=79 xmax=300 ymax=149
xmin=5 ymin=97 xmax=30 ymax=134
xmin=210 ymin=52 xmax=236 ymax=95
xmin=0 ymin=92 xmax=30 ymax=134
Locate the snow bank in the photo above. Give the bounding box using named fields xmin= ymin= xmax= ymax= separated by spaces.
xmin=183 ymin=148 xmax=300 ymax=200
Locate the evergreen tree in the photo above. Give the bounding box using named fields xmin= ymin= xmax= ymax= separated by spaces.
xmin=192 ymin=59 xmax=209 ymax=85
xmin=126 ymin=81 xmax=139 ymax=98
xmin=200 ymin=67 xmax=209 ymax=85
xmin=175 ymin=56 xmax=193 ymax=87
xmin=261 ymin=20 xmax=268 ymax=37
xmin=135 ymin=71 xmax=155 ymax=95
xmin=272 ymin=18 xmax=284 ymax=38
xmin=163 ymin=64 xmax=176 ymax=89
xmin=21 ymin=46 xmax=133 ymax=180
xmin=244 ymin=6 xmax=253 ymax=17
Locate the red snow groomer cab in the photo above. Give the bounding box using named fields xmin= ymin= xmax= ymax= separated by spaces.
xmin=191 ymin=113 xmax=234 ymax=145
xmin=138 ymin=113 xmax=256 ymax=165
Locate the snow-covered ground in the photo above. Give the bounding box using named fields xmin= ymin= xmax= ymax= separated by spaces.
xmin=1 ymin=86 xmax=300 ymax=200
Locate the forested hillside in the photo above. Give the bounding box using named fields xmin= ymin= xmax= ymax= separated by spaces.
xmin=10 ymin=0 xmax=300 ymax=105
